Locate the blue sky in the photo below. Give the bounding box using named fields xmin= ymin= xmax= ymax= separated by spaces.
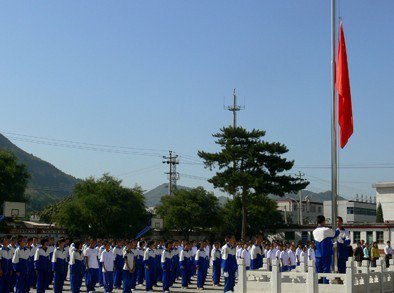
xmin=0 ymin=1 xmax=393 ymax=199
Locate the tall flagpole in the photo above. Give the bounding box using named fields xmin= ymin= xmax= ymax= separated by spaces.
xmin=331 ymin=0 xmax=339 ymax=272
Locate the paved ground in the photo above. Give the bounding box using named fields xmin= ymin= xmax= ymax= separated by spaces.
xmin=60 ymin=273 xmax=225 ymax=292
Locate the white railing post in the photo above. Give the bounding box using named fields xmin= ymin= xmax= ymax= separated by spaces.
xmin=299 ymin=253 xmax=308 ymax=272
xmin=236 ymin=258 xmax=247 ymax=293
xmin=307 ymin=259 xmax=317 ymax=293
xmin=263 ymin=257 xmax=268 ymax=271
xmin=389 ymin=259 xmax=394 ymax=272
xmin=272 ymin=259 xmax=281 ymax=293
xmin=361 ymin=260 xmax=370 ymax=292
xmin=345 ymin=260 xmax=354 ymax=293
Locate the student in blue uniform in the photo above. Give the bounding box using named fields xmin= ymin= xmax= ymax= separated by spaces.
xmin=122 ymin=241 xmax=135 ymax=293
xmin=336 ymin=216 xmax=351 ymax=273
xmin=30 ymin=237 xmax=39 ymax=289
xmin=136 ymin=241 xmax=145 ymax=286
xmin=312 ymin=215 xmax=340 ymax=283
xmin=161 ymin=241 xmax=172 ymax=293
xmin=8 ymin=236 xmax=17 ymax=292
xmin=128 ymin=240 xmax=138 ymax=290
xmin=101 ymin=241 xmax=116 ymax=293
xmin=46 ymin=237 xmax=55 ymax=289
xmin=12 ymin=236 xmax=30 ymax=293
xmin=179 ymin=242 xmax=190 ymax=289
xmin=25 ymin=237 xmax=34 ymax=292
xmin=211 ymin=242 xmax=221 ymax=287
xmin=0 ymin=236 xmax=12 ymax=293
xmin=63 ymin=238 xmax=71 ymax=282
xmin=97 ymin=240 xmax=105 ymax=288
xmin=52 ymin=238 xmax=67 ymax=293
xmin=195 ymin=241 xmax=209 ymax=290
xmin=144 ymin=241 xmax=156 ymax=292
xmin=113 ymin=240 xmax=124 ymax=290
xmin=155 ymin=241 xmax=163 ymax=286
xmin=170 ymin=241 xmax=179 ymax=286
xmin=69 ymin=241 xmax=84 ymax=293
xmin=222 ymin=235 xmax=237 ymax=293
xmin=34 ymin=238 xmax=50 ymax=293
xmin=85 ymin=239 xmax=100 ymax=292
xmin=250 ymin=235 xmax=263 ymax=270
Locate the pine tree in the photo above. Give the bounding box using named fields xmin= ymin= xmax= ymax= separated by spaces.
xmin=376 ymin=202 xmax=384 ymax=223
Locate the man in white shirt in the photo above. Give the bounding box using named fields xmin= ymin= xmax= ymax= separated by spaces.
xmin=295 ymin=243 xmax=303 ymax=266
xmin=288 ymin=244 xmax=297 ymax=270
xmin=85 ymin=240 xmax=99 ymax=293
xmin=279 ymin=245 xmax=289 ymax=272
xmin=101 ymin=241 xmax=116 ymax=293
xmin=384 ymin=241 xmax=393 ymax=268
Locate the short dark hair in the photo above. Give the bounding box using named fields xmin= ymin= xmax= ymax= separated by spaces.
xmin=337 ymin=216 xmax=343 ymax=222
xmin=317 ymin=215 xmax=325 ymax=224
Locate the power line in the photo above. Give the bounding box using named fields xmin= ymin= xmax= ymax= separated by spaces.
xmin=162 ymin=151 xmax=179 ymax=195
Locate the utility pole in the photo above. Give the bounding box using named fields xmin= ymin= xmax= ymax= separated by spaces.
xmin=225 ymin=88 xmax=244 ymax=128
xmin=162 ymin=151 xmax=179 ymax=195
xmin=297 ymin=172 xmax=305 ymax=226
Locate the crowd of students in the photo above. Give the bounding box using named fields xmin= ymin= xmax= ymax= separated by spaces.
xmin=0 ymin=234 xmax=240 ymax=293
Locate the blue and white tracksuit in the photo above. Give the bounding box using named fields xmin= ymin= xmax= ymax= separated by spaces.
xmin=69 ymin=249 xmax=83 ymax=293
xmin=113 ymin=246 xmax=124 ymax=288
xmin=144 ymin=249 xmax=155 ymax=291
xmin=211 ymin=248 xmax=221 ymax=285
xmin=0 ymin=245 xmax=12 ymax=293
xmin=34 ymin=247 xmax=51 ymax=293
xmin=195 ymin=249 xmax=208 ymax=289
xmin=250 ymin=244 xmax=262 ymax=270
xmin=222 ymin=244 xmax=237 ymax=293
xmin=179 ymin=249 xmax=190 ymax=288
xmin=337 ymin=227 xmax=351 ymax=273
xmin=313 ymin=226 xmax=340 ymax=282
xmin=122 ymin=250 xmax=135 ymax=293
xmin=52 ymin=247 xmax=67 ymax=293
xmin=12 ymin=246 xmax=30 ymax=293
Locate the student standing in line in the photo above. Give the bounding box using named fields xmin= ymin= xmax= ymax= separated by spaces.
xmin=170 ymin=241 xmax=180 ymax=286
xmin=336 ymin=216 xmax=351 ymax=273
xmin=85 ymin=240 xmax=100 ymax=293
xmin=250 ymin=237 xmax=262 ymax=270
xmin=279 ymin=244 xmax=289 ymax=272
xmin=288 ymin=244 xmax=297 ymax=271
xmin=34 ymin=238 xmax=50 ymax=293
xmin=363 ymin=243 xmax=370 ymax=266
xmin=179 ymin=242 xmax=190 ymax=289
xmin=307 ymin=242 xmax=316 ymax=264
xmin=210 ymin=242 xmax=221 ymax=286
xmin=161 ymin=241 xmax=172 ymax=293
xmin=128 ymin=240 xmax=138 ymax=290
xmin=69 ymin=241 xmax=84 ymax=293
xmin=195 ymin=241 xmax=209 ymax=290
xmin=101 ymin=242 xmax=115 ymax=293
xmin=122 ymin=240 xmax=135 ymax=293
xmin=136 ymin=240 xmax=145 ymax=286
xmin=144 ymin=241 xmax=156 ymax=292
xmin=222 ymin=235 xmax=237 ymax=293
xmin=113 ymin=240 xmax=124 ymax=290
xmin=12 ymin=236 xmax=30 ymax=293
xmin=8 ymin=236 xmax=17 ymax=292
xmin=0 ymin=236 xmax=12 ymax=293
xmin=295 ymin=242 xmax=303 ymax=266
xmin=52 ymin=238 xmax=67 ymax=293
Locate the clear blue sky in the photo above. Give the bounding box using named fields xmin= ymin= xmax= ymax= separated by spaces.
xmin=0 ymin=1 xmax=393 ymax=199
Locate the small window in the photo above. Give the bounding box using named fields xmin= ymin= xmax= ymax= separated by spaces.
xmin=353 ymin=231 xmax=361 ymax=244
xmin=377 ymin=231 xmax=384 ymax=244
xmin=347 ymin=207 xmax=354 ymax=214
xmin=318 ymin=207 xmax=322 ymax=213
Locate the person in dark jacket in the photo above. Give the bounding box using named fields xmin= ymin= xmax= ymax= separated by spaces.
xmin=354 ymin=241 xmax=364 ymax=266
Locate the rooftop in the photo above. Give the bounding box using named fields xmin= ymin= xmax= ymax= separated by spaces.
xmin=372 ymin=182 xmax=394 ymax=188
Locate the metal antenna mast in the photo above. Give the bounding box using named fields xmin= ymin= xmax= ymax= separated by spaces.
xmin=162 ymin=151 xmax=179 ymax=195
xmin=225 ymin=88 xmax=244 ymax=128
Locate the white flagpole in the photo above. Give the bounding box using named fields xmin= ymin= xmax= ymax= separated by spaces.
xmin=331 ymin=0 xmax=339 ymax=272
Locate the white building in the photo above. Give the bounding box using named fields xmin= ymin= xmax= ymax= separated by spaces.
xmin=276 ymin=199 xmax=323 ymax=225
xmin=373 ymin=182 xmax=394 ymax=222
xmin=323 ymin=199 xmax=376 ymax=224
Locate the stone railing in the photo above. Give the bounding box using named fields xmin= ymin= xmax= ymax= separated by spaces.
xmin=235 ymin=258 xmax=394 ymax=293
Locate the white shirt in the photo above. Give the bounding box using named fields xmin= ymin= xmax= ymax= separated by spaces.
xmin=123 ymin=250 xmax=135 ymax=271
xmin=308 ymin=247 xmax=316 ymax=262
xmin=300 ymin=251 xmax=307 ymax=264
xmin=70 ymin=250 xmax=84 ymax=265
xmin=12 ymin=247 xmax=30 ymax=264
xmin=195 ymin=249 xmax=208 ymax=262
xmin=143 ymin=249 xmax=155 ymax=261
xmin=279 ymin=251 xmax=289 ymax=266
xmin=250 ymin=244 xmax=262 ymax=261
xmin=179 ymin=249 xmax=189 ymax=262
xmin=384 ymin=245 xmax=393 ymax=255
xmin=52 ymin=247 xmax=67 ymax=263
xmin=241 ymin=248 xmax=251 ymax=267
xmin=85 ymin=247 xmax=99 ymax=269
xmin=288 ymin=249 xmax=296 ymax=266
xmin=295 ymin=247 xmax=302 ymax=261
xmin=100 ymin=250 xmax=115 ymax=272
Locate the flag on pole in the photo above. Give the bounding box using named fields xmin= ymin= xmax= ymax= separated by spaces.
xmin=336 ymin=22 xmax=353 ymax=148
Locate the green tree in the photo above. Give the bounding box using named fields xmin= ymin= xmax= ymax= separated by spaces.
xmin=0 ymin=150 xmax=29 ymax=204
xmin=156 ymin=187 xmax=221 ymax=240
xmin=198 ymin=127 xmax=309 ymax=239
xmin=219 ymin=195 xmax=283 ymax=239
xmin=376 ymin=202 xmax=384 ymax=223
xmin=54 ymin=174 xmax=149 ymax=238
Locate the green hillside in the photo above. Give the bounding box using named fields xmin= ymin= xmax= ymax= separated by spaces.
xmin=0 ymin=133 xmax=79 ymax=211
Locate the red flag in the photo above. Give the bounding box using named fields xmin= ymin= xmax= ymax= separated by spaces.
xmin=336 ymin=22 xmax=353 ymax=148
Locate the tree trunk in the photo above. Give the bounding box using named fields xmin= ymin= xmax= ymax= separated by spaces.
xmin=241 ymin=188 xmax=247 ymax=241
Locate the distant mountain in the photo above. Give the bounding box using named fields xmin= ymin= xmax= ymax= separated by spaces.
xmin=144 ymin=183 xmax=229 ymax=207
xmin=0 ymin=133 xmax=79 ymax=211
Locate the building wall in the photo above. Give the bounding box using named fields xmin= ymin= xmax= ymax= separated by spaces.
xmin=276 ymin=201 xmax=322 ymax=225
xmin=324 ymin=200 xmax=376 ymax=224
xmin=375 ymin=184 xmax=394 ymax=222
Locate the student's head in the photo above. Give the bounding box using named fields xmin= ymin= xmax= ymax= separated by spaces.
xmin=57 ymin=238 xmax=66 ymax=248
xmin=104 ymin=241 xmax=110 ymax=250
xmin=387 ymin=241 xmax=391 ymax=246
xmin=227 ymin=235 xmax=236 ymax=246
xmin=164 ymin=241 xmax=172 ymax=250
xmin=89 ymin=239 xmax=96 ymax=248
xmin=27 ymin=237 xmax=33 ymax=245
xmin=214 ymin=242 xmax=220 ymax=249
xmin=199 ymin=241 xmax=206 ymax=249
xmin=32 ymin=237 xmax=38 ymax=245
xmin=75 ymin=241 xmax=83 ymax=250
xmin=18 ymin=236 xmax=26 ymax=247
xmin=365 ymin=242 xmax=369 ymax=248
xmin=2 ymin=236 xmax=9 ymax=246
xmin=337 ymin=216 xmax=344 ymax=227
xmin=373 ymin=242 xmax=377 ymax=247
xmin=317 ymin=215 xmax=326 ymax=226
xmin=41 ymin=238 xmax=49 ymax=247
xmin=357 ymin=241 xmax=361 ymax=247
xmin=130 ymin=239 xmax=137 ymax=249
xmin=147 ymin=241 xmax=155 ymax=249
xmin=10 ymin=236 xmax=17 ymax=246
